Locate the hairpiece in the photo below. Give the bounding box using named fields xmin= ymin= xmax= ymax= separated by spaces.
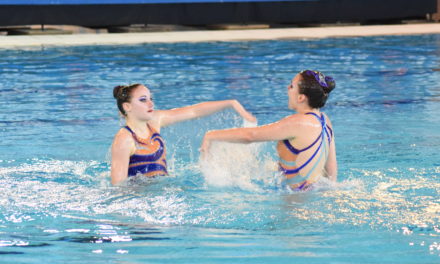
xmin=301 ymin=70 xmax=328 ymax=88
xmin=121 ymin=86 xmax=128 ymax=98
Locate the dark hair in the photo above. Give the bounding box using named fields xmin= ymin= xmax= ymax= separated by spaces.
xmin=113 ymin=83 xmax=142 ymax=116
xmin=298 ymin=70 xmax=335 ymax=108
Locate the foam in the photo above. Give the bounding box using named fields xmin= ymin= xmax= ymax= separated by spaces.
xmin=199 ymin=131 xmax=282 ymax=192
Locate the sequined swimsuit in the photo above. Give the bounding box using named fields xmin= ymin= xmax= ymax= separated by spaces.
xmin=125 ymin=124 xmax=167 ymax=177
xmin=276 ymin=112 xmax=333 ymax=190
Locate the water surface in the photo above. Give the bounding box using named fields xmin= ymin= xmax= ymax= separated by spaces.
xmin=0 ymin=35 xmax=439 ymax=263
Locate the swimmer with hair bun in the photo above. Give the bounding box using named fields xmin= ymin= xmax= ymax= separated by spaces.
xmin=111 ymin=83 xmax=256 ymax=185
xmin=201 ymin=70 xmax=337 ymax=190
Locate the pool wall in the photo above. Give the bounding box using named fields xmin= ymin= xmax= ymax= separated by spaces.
xmin=0 ymin=0 xmax=436 ymax=27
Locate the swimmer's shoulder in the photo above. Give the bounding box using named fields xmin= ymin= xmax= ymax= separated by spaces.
xmin=282 ymin=113 xmax=323 ymax=131
xmin=111 ymin=128 xmax=136 ymax=157
xmin=113 ymin=127 xmax=135 ymax=148
xmin=276 ymin=114 xmax=304 ymax=131
xmin=149 ymin=110 xmax=163 ymax=132
xmin=281 ymin=113 xmax=305 ymax=125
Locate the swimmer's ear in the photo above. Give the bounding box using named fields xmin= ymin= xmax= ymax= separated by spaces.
xmin=122 ymin=101 xmax=132 ymax=114
xmin=297 ymin=93 xmax=307 ymax=103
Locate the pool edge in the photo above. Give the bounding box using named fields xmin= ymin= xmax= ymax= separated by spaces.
xmin=1 ymin=23 xmax=440 ymax=48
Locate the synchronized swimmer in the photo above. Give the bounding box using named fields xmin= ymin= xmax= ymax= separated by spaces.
xmin=201 ymin=70 xmax=337 ymax=190
xmin=111 ymin=83 xmax=256 ymax=185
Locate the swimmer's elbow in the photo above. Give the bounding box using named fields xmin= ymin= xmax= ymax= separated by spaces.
xmin=325 ymin=166 xmax=337 ymax=182
xmin=241 ymin=130 xmax=257 ymax=143
xmin=328 ymin=172 xmax=337 ymax=182
xmin=325 ymin=151 xmax=338 ymax=182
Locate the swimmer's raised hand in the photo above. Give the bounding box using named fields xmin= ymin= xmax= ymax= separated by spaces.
xmin=231 ymin=100 xmax=257 ymax=123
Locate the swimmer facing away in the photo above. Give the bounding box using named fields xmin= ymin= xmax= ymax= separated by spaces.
xmin=111 ymin=83 xmax=256 ymax=185
xmin=201 ymin=70 xmax=337 ymax=190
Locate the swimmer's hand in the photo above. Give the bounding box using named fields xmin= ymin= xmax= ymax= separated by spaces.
xmin=200 ymin=133 xmax=212 ymax=159
xmin=231 ymin=100 xmax=257 ymax=124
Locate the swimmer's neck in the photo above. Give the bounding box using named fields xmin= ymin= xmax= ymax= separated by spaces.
xmin=125 ymin=119 xmax=151 ymax=136
xmin=294 ymin=105 xmax=320 ymax=115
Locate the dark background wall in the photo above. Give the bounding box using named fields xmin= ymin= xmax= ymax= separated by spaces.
xmin=0 ymin=0 xmax=437 ymax=28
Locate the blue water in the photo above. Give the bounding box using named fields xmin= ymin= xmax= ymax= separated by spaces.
xmin=0 ymin=35 xmax=439 ymax=263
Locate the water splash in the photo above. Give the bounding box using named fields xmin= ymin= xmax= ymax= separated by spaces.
xmin=199 ymin=120 xmax=283 ymax=192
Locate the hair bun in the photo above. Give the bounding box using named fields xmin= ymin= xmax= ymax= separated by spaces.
xmin=324 ymin=76 xmax=335 ymax=93
xmin=113 ymin=85 xmax=127 ymax=100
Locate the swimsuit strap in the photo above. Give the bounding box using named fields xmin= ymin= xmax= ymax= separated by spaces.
xmin=124 ymin=124 xmax=154 ymax=144
xmin=285 ymin=143 xmax=326 ymax=186
xmin=283 ymin=134 xmax=321 ymax=154
xmin=305 ymin=112 xmax=325 ymax=127
xmin=285 ymin=137 xmax=327 ymax=189
xmin=124 ymin=125 xmax=134 ymax=135
xmin=280 ymin=135 xmax=324 ymax=174
xmin=307 ymin=112 xmax=333 ymax=143
xmin=124 ymin=126 xmax=141 ymax=146
xmin=282 ymin=112 xmax=326 ymax=154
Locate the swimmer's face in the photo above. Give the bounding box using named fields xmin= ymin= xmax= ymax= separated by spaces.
xmin=287 ymin=74 xmax=302 ymax=110
xmin=124 ymin=85 xmax=155 ymax=121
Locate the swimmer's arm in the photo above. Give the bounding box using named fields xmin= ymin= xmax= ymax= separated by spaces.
xmin=201 ymin=116 xmax=297 ymax=152
xmin=110 ymin=131 xmax=133 ymax=185
xmin=323 ymin=116 xmax=337 ymax=181
xmin=155 ymin=100 xmax=256 ymax=127
xmin=324 ymin=136 xmax=337 ymax=182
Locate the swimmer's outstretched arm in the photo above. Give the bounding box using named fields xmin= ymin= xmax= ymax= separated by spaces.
xmin=201 ymin=115 xmax=300 ymax=152
xmin=154 ymin=100 xmax=256 ymax=128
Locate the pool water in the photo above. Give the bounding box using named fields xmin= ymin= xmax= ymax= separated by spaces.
xmin=0 ymin=35 xmax=439 ymax=263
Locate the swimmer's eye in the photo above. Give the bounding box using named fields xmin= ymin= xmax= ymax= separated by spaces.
xmin=139 ymin=97 xmax=152 ymax=103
